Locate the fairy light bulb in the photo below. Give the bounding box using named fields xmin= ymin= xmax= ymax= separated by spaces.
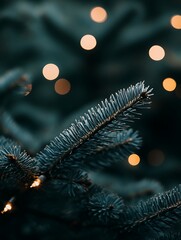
xmin=80 ymin=35 xmax=97 ymax=50
xmin=30 ymin=175 xmax=46 ymax=188
xmin=54 ymin=79 xmax=71 ymax=95
xmin=170 ymin=15 xmax=181 ymax=29
xmin=162 ymin=78 xmax=177 ymax=92
xmin=90 ymin=7 xmax=107 ymax=23
xmin=1 ymin=197 xmax=15 ymax=214
xmin=30 ymin=178 xmax=41 ymax=188
xmin=149 ymin=45 xmax=165 ymax=61
xmin=128 ymin=154 xmax=140 ymax=166
xmin=1 ymin=202 xmax=12 ymax=214
xmin=42 ymin=63 xmax=60 ymax=80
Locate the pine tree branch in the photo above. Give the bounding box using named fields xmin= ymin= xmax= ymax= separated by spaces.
xmin=152 ymin=232 xmax=181 ymax=240
xmin=49 ymin=169 xmax=91 ymax=197
xmin=88 ymin=191 xmax=124 ymax=225
xmin=121 ymin=185 xmax=181 ymax=235
xmin=89 ymin=171 xmax=163 ymax=200
xmin=0 ymin=112 xmax=37 ymax=150
xmin=0 ymin=136 xmax=36 ymax=184
xmin=36 ymin=82 xmax=152 ymax=176
xmin=82 ymin=129 xmax=141 ymax=168
xmin=0 ymin=69 xmax=31 ymax=98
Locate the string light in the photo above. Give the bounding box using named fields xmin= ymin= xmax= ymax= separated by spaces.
xmin=1 ymin=203 xmax=12 ymax=214
xmin=1 ymin=176 xmax=46 ymax=214
xmin=30 ymin=175 xmax=46 ymax=188
xmin=30 ymin=178 xmax=41 ymax=188
xmin=149 ymin=45 xmax=165 ymax=61
xmin=1 ymin=197 xmax=15 ymax=214
xmin=170 ymin=15 xmax=181 ymax=29
xmin=54 ymin=79 xmax=71 ymax=95
xmin=42 ymin=63 xmax=60 ymax=80
xmin=128 ymin=154 xmax=140 ymax=166
xmin=80 ymin=34 xmax=97 ymax=50
xmin=162 ymin=78 xmax=177 ymax=92
xmin=90 ymin=7 xmax=107 ymax=23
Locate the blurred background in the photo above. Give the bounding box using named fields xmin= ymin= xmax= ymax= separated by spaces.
xmin=0 ymin=0 xmax=181 ymax=188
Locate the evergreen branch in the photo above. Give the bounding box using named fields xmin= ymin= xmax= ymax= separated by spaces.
xmin=122 ymin=185 xmax=181 ymax=236
xmin=0 ymin=69 xmax=31 ymax=97
xmin=0 ymin=69 xmax=23 ymax=93
xmin=0 ymin=112 xmax=38 ymax=150
xmin=36 ymin=82 xmax=152 ymax=175
xmin=88 ymin=192 xmax=124 ymax=224
xmin=82 ymin=129 xmax=141 ymax=168
xmin=152 ymin=232 xmax=181 ymax=240
xmin=0 ymin=136 xmax=37 ymax=184
xmin=49 ymin=169 xmax=91 ymax=197
xmin=9 ymin=103 xmax=61 ymax=153
xmin=89 ymin=171 xmax=163 ymax=200
xmin=118 ymin=179 xmax=163 ymax=200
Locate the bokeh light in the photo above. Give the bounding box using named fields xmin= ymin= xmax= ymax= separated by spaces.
xmin=54 ymin=79 xmax=71 ymax=95
xmin=80 ymin=34 xmax=97 ymax=50
xmin=30 ymin=178 xmax=41 ymax=188
xmin=171 ymin=15 xmax=181 ymax=29
xmin=90 ymin=7 xmax=107 ymax=23
xmin=162 ymin=78 xmax=177 ymax=92
xmin=42 ymin=63 xmax=60 ymax=80
xmin=1 ymin=202 xmax=12 ymax=214
xmin=148 ymin=149 xmax=165 ymax=166
xmin=149 ymin=45 xmax=165 ymax=61
xmin=128 ymin=154 xmax=140 ymax=166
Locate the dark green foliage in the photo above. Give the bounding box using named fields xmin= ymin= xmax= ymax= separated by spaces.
xmin=50 ymin=169 xmax=91 ymax=197
xmin=0 ymin=112 xmax=37 ymax=149
xmin=89 ymin=173 xmax=163 ymax=200
xmin=0 ymin=1 xmax=181 ymax=239
xmin=153 ymin=232 xmax=181 ymax=240
xmin=77 ymin=129 xmax=142 ymax=168
xmin=36 ymin=81 xmax=151 ymax=176
xmin=88 ymin=192 xmax=124 ymax=224
xmin=0 ymin=136 xmax=36 ymax=185
xmin=1 ymin=76 xmax=181 ymax=240
xmin=121 ymin=185 xmax=181 ymax=238
xmin=0 ymin=69 xmax=31 ymax=98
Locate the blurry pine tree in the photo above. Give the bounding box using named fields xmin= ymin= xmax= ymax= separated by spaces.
xmin=0 ymin=1 xmax=181 ymax=239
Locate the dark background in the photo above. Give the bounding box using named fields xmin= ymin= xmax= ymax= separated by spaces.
xmin=0 ymin=0 xmax=181 ymax=187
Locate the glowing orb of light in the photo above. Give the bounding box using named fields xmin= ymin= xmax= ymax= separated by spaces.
xmin=54 ymin=79 xmax=71 ymax=95
xmin=80 ymin=35 xmax=97 ymax=50
xmin=42 ymin=63 xmax=60 ymax=80
xmin=149 ymin=45 xmax=165 ymax=61
xmin=90 ymin=7 xmax=107 ymax=23
xmin=128 ymin=154 xmax=140 ymax=166
xmin=162 ymin=78 xmax=177 ymax=92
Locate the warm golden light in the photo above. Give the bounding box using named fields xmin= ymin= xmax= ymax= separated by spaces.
xmin=128 ymin=154 xmax=140 ymax=166
xmin=149 ymin=45 xmax=165 ymax=61
xmin=42 ymin=63 xmax=60 ymax=80
xmin=30 ymin=178 xmax=41 ymax=188
xmin=54 ymin=79 xmax=71 ymax=95
xmin=90 ymin=7 xmax=107 ymax=23
xmin=148 ymin=149 xmax=165 ymax=166
xmin=162 ymin=78 xmax=177 ymax=92
xmin=171 ymin=15 xmax=181 ymax=29
xmin=30 ymin=175 xmax=46 ymax=188
xmin=80 ymin=35 xmax=97 ymax=50
xmin=1 ymin=203 xmax=12 ymax=214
